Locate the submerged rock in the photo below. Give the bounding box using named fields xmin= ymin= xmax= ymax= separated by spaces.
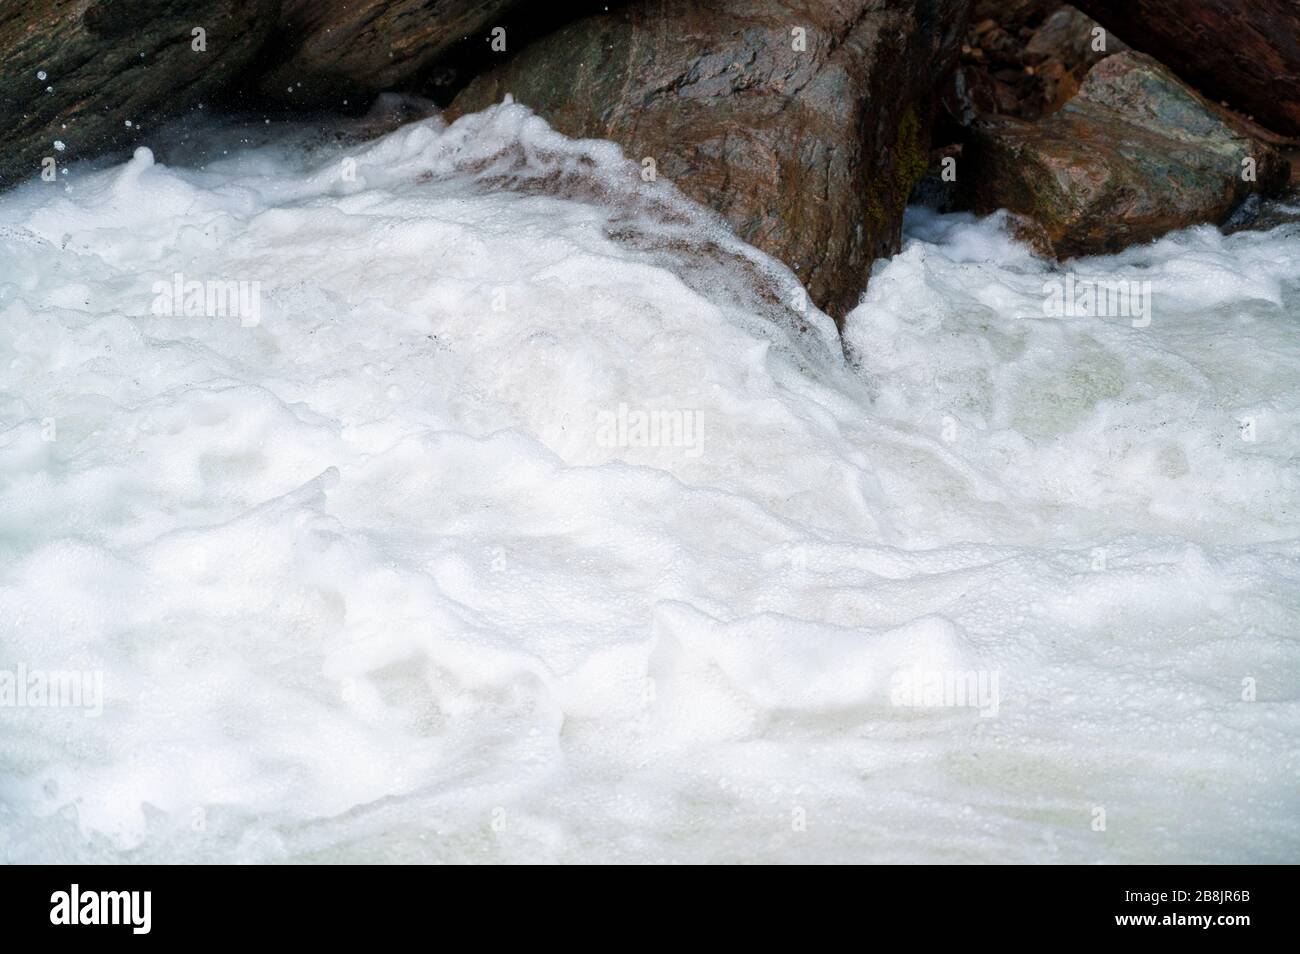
xmin=446 ymin=0 xmax=970 ymax=321
xmin=1075 ymin=0 xmax=1300 ymax=137
xmin=0 ymin=0 xmax=276 ymax=189
xmin=965 ymin=52 xmax=1289 ymax=257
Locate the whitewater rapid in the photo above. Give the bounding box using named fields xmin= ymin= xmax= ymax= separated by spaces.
xmin=1 ymin=103 xmax=1297 ymax=862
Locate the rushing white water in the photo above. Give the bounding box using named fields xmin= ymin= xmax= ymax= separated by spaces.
xmin=1 ymin=102 xmax=1297 ymax=863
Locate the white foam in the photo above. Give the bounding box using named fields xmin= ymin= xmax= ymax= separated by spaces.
xmin=0 ymin=104 xmax=1296 ymax=862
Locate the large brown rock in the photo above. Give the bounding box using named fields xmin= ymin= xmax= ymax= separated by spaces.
xmin=253 ymin=0 xmax=528 ymax=107
xmin=1074 ymin=0 xmax=1300 ymax=136
xmin=957 ymin=3 xmax=1123 ymax=122
xmin=447 ymin=0 xmax=971 ymax=321
xmin=965 ymin=52 xmax=1289 ymax=257
xmin=0 ymin=0 xmax=277 ymax=189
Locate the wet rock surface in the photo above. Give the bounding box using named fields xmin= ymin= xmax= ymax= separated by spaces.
xmin=0 ymin=0 xmax=276 ymax=188
xmin=250 ymin=0 xmax=528 ymax=108
xmin=447 ymin=0 xmax=970 ymax=321
xmin=957 ymin=1 xmax=1122 ymax=122
xmin=1075 ymin=0 xmax=1300 ymax=137
xmin=3 ymin=0 xmax=1296 ymax=323
xmin=964 ymin=51 xmax=1289 ymax=257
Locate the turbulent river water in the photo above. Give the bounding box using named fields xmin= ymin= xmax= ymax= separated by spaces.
xmin=1 ymin=103 xmax=1297 ymax=862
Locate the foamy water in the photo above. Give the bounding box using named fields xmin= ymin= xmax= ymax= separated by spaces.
xmin=1 ymin=103 xmax=1297 ymax=862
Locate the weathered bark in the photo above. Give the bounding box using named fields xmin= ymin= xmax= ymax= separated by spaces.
xmin=447 ymin=0 xmax=971 ymax=321
xmin=1074 ymin=0 xmax=1300 ymax=136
